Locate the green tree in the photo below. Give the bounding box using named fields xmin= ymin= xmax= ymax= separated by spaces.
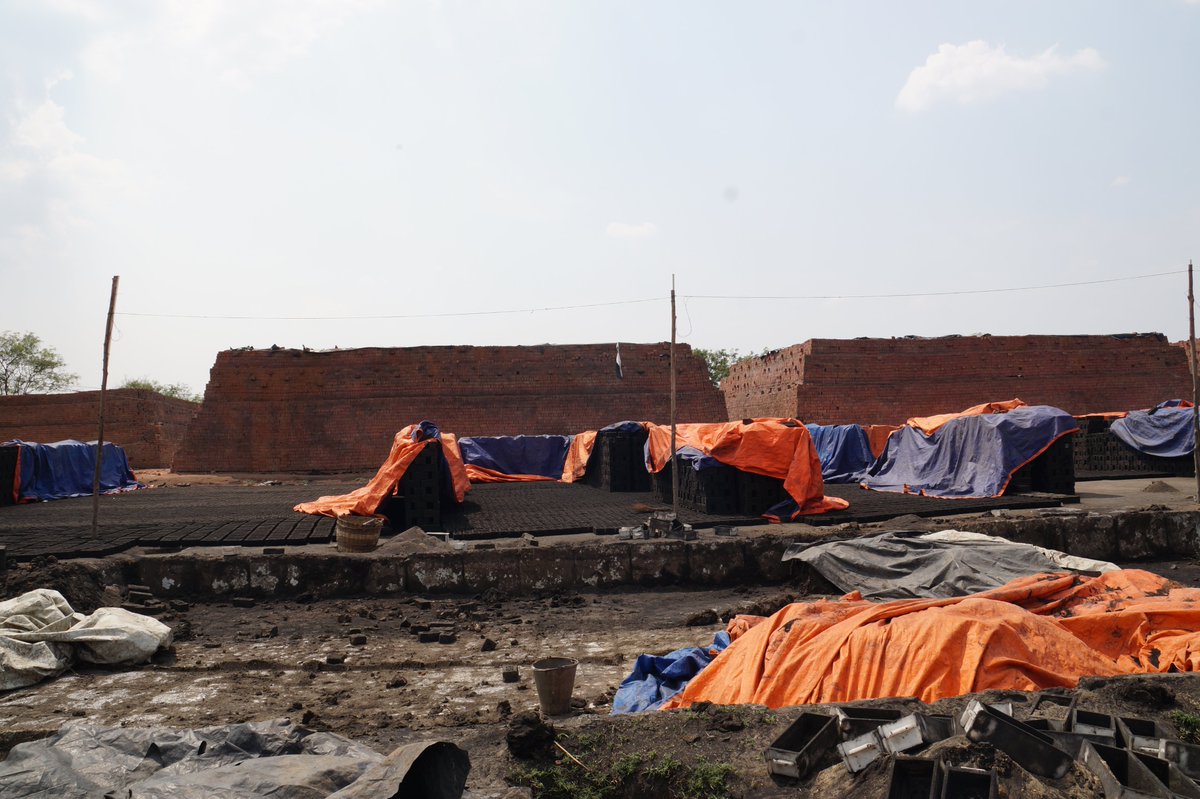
xmin=693 ymin=347 xmax=774 ymax=386
xmin=121 ymin=378 xmax=202 ymax=403
xmin=0 ymin=331 xmax=77 ymax=395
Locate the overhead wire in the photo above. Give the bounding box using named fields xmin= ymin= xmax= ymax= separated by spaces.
xmin=111 ymin=268 xmax=1184 ymax=321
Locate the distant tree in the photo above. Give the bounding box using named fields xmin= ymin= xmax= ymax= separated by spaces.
xmin=0 ymin=331 xmax=77 ymax=395
xmin=694 ymin=347 xmax=775 ymax=386
xmin=121 ymin=378 xmax=202 ymax=403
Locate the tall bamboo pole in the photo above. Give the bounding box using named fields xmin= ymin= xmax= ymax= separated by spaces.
xmin=92 ymin=276 xmax=120 ymax=536
xmin=670 ymin=275 xmax=678 ymax=520
xmin=1189 ymin=262 xmax=1199 ymax=501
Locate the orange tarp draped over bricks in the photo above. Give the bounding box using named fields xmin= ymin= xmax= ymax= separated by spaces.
xmin=864 ymin=425 xmax=900 ymax=459
xmin=905 ymin=399 xmax=1027 ymax=436
xmin=662 ymin=569 xmax=1200 ymax=710
xmin=560 ymin=431 xmax=598 ymax=483
xmin=645 ymin=419 xmax=848 ymax=516
xmin=464 ymin=464 xmax=556 ymax=484
xmin=294 ymin=424 xmax=470 ymax=518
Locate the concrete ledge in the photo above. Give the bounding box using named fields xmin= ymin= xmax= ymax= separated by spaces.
xmin=17 ymin=508 xmax=1197 ymax=603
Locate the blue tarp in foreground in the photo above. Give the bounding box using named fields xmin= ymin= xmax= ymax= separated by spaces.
xmin=805 ymin=423 xmax=875 ymax=483
xmin=1110 ymin=404 xmax=1195 ymax=458
xmin=862 ymin=406 xmax=1079 ymax=498
xmin=457 ymin=435 xmax=573 ymax=479
xmin=611 ymin=631 xmax=731 ymax=714
xmin=4 ymin=439 xmax=142 ymax=502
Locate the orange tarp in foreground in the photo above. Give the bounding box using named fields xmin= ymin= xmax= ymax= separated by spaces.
xmin=906 ymin=399 xmax=1027 ymax=436
xmin=662 ymin=569 xmax=1199 ymax=710
xmin=645 ymin=419 xmax=848 ymax=517
xmin=294 ymin=424 xmax=470 ymax=518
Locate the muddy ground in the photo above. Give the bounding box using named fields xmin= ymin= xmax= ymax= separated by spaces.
xmin=4 ymin=557 xmax=1200 ymax=797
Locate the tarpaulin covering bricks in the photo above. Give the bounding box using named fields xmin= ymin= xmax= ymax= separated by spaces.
xmin=905 ymin=399 xmax=1028 ymax=436
xmin=294 ymin=422 xmax=469 ymax=518
xmin=611 ymin=630 xmax=731 ymax=714
xmin=804 ymin=423 xmax=875 ymax=483
xmin=644 ymin=419 xmax=849 ymax=518
xmin=783 ymin=530 xmax=1116 ymax=600
xmin=459 ymin=434 xmax=572 ymax=482
xmin=0 ymin=719 xmax=470 ymax=799
xmin=2 ymin=439 xmax=142 ymax=502
xmin=661 ymin=569 xmax=1200 ymax=710
xmin=862 ymin=405 xmax=1079 ymax=498
xmin=1110 ymin=402 xmax=1196 ymax=458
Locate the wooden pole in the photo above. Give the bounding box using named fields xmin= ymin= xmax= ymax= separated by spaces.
xmin=1190 ymin=261 xmax=1199 ymax=502
xmin=670 ymin=275 xmax=679 ymax=520
xmin=92 ymin=276 xmax=120 ymax=536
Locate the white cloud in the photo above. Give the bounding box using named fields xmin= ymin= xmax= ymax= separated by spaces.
xmin=80 ymin=0 xmax=384 ymax=89
xmin=896 ymin=41 xmax=1105 ymax=113
xmin=0 ymin=77 xmax=126 ymax=267
xmin=606 ymin=221 xmax=657 ymax=239
xmin=1110 ymin=175 xmax=1131 ymax=188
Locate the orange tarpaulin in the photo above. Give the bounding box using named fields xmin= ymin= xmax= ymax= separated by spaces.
xmin=645 ymin=419 xmax=848 ymax=517
xmin=560 ymin=430 xmax=598 ymax=483
xmin=294 ymin=424 xmax=470 ymax=518
xmin=906 ymin=399 xmax=1026 ymax=436
xmin=465 ymin=464 xmax=556 ymax=484
xmin=864 ymin=424 xmax=900 ymax=459
xmin=662 ymin=569 xmax=1200 ymax=710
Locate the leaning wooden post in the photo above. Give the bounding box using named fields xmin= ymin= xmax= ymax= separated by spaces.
xmin=92 ymin=276 xmax=120 ymax=536
xmin=1189 ymin=261 xmax=1200 ymax=502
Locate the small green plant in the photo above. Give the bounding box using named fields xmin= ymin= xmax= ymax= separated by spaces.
xmin=684 ymin=760 xmax=736 ymax=797
xmin=1170 ymin=710 xmax=1200 ymax=743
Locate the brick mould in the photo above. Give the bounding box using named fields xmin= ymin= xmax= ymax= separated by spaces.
xmin=0 ymin=389 xmax=198 ymax=469
xmin=174 ymin=343 xmax=725 ymax=473
xmin=723 ymin=333 xmax=1193 ymax=425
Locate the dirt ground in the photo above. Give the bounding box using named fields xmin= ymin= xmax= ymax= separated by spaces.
xmin=4 ymin=557 xmax=1200 ymax=797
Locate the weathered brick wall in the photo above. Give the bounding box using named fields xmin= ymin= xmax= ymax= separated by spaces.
xmin=0 ymin=389 xmax=199 ymax=468
xmin=174 ymin=343 xmax=725 ymax=473
xmin=724 ymin=334 xmax=1193 ymax=425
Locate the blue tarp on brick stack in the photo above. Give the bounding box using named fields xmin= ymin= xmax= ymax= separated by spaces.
xmin=862 ymin=406 xmax=1079 ymax=498
xmin=4 ymin=439 xmax=142 ymax=502
xmin=1110 ymin=402 xmax=1195 ymax=458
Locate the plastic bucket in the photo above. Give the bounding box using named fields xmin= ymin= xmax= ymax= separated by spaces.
xmin=335 ymin=515 xmax=382 ymax=553
xmin=531 ymin=657 xmax=578 ymax=716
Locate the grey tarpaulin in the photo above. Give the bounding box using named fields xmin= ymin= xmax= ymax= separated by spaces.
xmin=782 ymin=530 xmax=1116 ymax=600
xmin=1 ymin=588 xmax=173 ymax=691
xmin=0 ymin=718 xmax=470 ymax=799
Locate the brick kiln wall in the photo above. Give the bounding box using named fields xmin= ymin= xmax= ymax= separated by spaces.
xmin=724 ymin=334 xmax=1193 ymax=426
xmin=174 ymin=343 xmax=725 ymax=473
xmin=0 ymin=389 xmax=199 ymax=469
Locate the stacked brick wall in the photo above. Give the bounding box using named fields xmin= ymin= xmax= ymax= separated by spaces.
xmin=724 ymin=334 xmax=1193 ymax=426
xmin=174 ymin=343 xmax=725 ymax=473
xmin=0 ymin=389 xmax=198 ymax=468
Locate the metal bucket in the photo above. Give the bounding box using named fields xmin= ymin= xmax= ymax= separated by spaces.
xmin=335 ymin=515 xmax=382 ymax=553
xmin=531 ymin=657 xmax=578 ymax=716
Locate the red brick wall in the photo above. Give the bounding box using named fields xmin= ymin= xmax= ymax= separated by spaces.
xmin=724 ymin=334 xmax=1193 ymax=425
xmin=0 ymin=389 xmax=199 ymax=469
xmin=174 ymin=343 xmax=725 ymax=472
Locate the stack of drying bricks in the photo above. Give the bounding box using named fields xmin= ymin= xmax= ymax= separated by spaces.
xmin=724 ymin=334 xmax=1194 ymax=426
xmin=174 ymin=343 xmax=726 ymax=473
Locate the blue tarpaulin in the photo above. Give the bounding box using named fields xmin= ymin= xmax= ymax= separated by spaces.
xmin=862 ymin=406 xmax=1079 ymax=498
xmin=4 ymin=439 xmax=142 ymax=502
xmin=1110 ymin=404 xmax=1195 ymax=458
xmin=611 ymin=631 xmax=731 ymax=714
xmin=805 ymin=423 xmax=875 ymax=483
xmin=457 ymin=435 xmax=573 ymax=479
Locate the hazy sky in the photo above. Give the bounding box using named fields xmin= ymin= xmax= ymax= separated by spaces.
xmin=1 ymin=1 xmax=1197 ymax=395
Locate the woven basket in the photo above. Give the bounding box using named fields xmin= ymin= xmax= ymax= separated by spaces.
xmin=335 ymin=515 xmax=382 ymax=553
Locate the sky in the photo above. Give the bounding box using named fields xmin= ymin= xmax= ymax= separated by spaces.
xmin=1 ymin=0 xmax=1197 ymax=395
